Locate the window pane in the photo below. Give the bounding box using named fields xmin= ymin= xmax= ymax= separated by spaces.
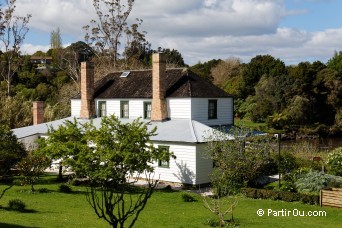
xmin=144 ymin=102 xmax=152 ymax=119
xmin=208 ymin=100 xmax=217 ymax=119
xmin=98 ymin=101 xmax=106 ymax=117
xmin=158 ymin=146 xmax=170 ymax=168
xmin=121 ymin=101 xmax=129 ymax=118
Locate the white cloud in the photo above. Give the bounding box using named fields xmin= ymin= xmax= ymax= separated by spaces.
xmin=20 ymin=43 xmax=50 ymax=55
xmin=14 ymin=0 xmax=94 ymax=39
xmin=7 ymin=0 xmax=342 ymax=65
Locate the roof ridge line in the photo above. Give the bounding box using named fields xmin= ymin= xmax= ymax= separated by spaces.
xmin=189 ymin=120 xmax=199 ymax=143
xmin=186 ymin=70 xmax=192 ymax=97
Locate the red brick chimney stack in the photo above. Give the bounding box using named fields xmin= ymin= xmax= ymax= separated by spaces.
xmin=80 ymin=62 xmax=95 ymax=119
xmin=33 ymin=101 xmax=44 ymax=125
xmin=151 ymin=53 xmax=168 ymax=121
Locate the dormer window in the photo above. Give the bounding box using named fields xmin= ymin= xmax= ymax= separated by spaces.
xmin=120 ymin=101 xmax=129 ymax=118
xmin=208 ymin=100 xmax=217 ymax=119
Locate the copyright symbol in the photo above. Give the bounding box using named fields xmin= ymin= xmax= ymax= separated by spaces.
xmin=257 ymin=209 xmax=264 ymax=216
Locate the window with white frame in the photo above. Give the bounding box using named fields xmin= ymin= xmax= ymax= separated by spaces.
xmin=98 ymin=101 xmax=106 ymax=117
xmin=120 ymin=101 xmax=129 ymax=118
xmin=158 ymin=146 xmax=170 ymax=168
xmin=144 ymin=102 xmax=152 ymax=119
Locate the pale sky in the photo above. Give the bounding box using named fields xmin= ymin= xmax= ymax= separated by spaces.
xmin=1 ymin=0 xmax=342 ymax=65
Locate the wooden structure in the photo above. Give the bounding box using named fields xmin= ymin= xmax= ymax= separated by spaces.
xmin=320 ymin=188 xmax=342 ymax=208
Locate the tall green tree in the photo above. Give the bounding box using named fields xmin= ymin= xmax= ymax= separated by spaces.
xmin=156 ymin=47 xmax=186 ymax=68
xmin=50 ymin=27 xmax=62 ymax=50
xmin=0 ymin=0 xmax=31 ymax=96
xmin=0 ymin=126 xmax=26 ymax=177
xmin=327 ymin=51 xmax=342 ymax=74
xmin=0 ymin=126 xmax=26 ymax=203
xmin=38 ymin=115 xmax=174 ymax=228
xmin=190 ymin=59 xmax=222 ymax=81
xmin=241 ymin=55 xmax=286 ymax=98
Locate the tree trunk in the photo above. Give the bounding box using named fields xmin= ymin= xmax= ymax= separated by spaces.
xmin=58 ymin=165 xmax=63 ymax=181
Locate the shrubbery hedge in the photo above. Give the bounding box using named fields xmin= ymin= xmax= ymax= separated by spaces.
xmin=241 ymin=188 xmax=319 ymax=205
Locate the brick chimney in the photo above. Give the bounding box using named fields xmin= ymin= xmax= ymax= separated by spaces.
xmin=80 ymin=62 xmax=95 ymax=119
xmin=151 ymin=53 xmax=168 ymax=121
xmin=33 ymin=101 xmax=44 ymax=125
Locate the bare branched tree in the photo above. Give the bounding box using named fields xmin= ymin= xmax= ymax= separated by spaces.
xmin=56 ymin=41 xmax=94 ymax=92
xmin=83 ymin=0 xmax=135 ymax=69
xmin=211 ymin=57 xmax=242 ymax=88
xmin=86 ymin=173 xmax=158 ymax=228
xmin=203 ymin=194 xmax=238 ymax=227
xmin=123 ymin=19 xmax=151 ymax=69
xmin=0 ymin=0 xmax=31 ymax=96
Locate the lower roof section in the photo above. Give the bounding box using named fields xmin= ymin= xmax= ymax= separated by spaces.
xmin=12 ymin=117 xmax=226 ymax=143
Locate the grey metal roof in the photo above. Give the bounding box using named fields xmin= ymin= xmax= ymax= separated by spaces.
xmin=12 ymin=117 xmax=219 ymax=143
xmin=12 ymin=117 xmax=75 ymax=139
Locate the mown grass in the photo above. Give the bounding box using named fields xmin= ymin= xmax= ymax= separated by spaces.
xmin=0 ymin=175 xmax=341 ymax=227
xmin=235 ymin=118 xmax=267 ymax=131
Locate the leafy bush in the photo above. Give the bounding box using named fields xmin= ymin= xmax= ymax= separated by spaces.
xmin=280 ymin=167 xmax=311 ymax=192
xmin=181 ymin=192 xmax=197 ymax=202
xmin=8 ymin=199 xmax=26 ymax=212
xmin=58 ymin=184 xmax=72 ymax=193
xmin=278 ymin=151 xmax=298 ymax=173
xmin=295 ymin=170 xmax=341 ymax=193
xmin=326 ymin=147 xmax=342 ymax=176
xmin=240 ymin=188 xmax=319 ymax=205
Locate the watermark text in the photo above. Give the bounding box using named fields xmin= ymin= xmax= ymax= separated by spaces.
xmin=257 ymin=209 xmax=326 ymax=217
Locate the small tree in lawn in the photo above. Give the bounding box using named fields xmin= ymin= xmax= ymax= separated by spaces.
xmin=17 ymin=150 xmax=50 ymax=192
xmin=37 ymin=118 xmax=85 ymax=181
xmin=203 ymin=194 xmax=238 ymax=227
xmin=203 ymin=128 xmax=273 ymax=226
xmin=38 ymin=115 xmax=174 ymax=228
xmin=0 ymin=125 xmax=26 ymax=204
xmin=206 ymin=127 xmax=274 ymax=195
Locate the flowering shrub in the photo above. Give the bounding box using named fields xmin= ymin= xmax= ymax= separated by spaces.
xmin=327 ymin=147 xmax=342 ymax=176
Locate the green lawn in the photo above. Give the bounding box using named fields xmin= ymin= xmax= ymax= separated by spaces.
xmin=0 ymin=176 xmax=341 ymax=227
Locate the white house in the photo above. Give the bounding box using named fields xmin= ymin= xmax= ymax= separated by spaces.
xmin=13 ymin=53 xmax=234 ymax=185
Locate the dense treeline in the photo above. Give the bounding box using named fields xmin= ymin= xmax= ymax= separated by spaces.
xmin=1 ymin=47 xmax=341 ymax=137
xmin=191 ymin=53 xmax=342 ymax=137
xmin=0 ymin=41 xmax=185 ymax=129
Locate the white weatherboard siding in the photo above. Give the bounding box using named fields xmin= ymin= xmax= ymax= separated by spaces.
xmin=18 ymin=134 xmax=40 ymax=150
xmin=191 ymin=98 xmax=234 ymax=126
xmin=129 ymin=99 xmax=152 ymax=119
xmin=71 ymin=99 xmax=81 ymax=117
xmin=94 ymin=99 xmax=153 ymax=119
xmin=196 ymin=143 xmax=212 ymax=184
xmin=167 ymin=98 xmax=191 ymax=119
xmin=153 ymin=142 xmax=197 ymax=184
xmin=95 ymin=99 xmax=120 ymax=117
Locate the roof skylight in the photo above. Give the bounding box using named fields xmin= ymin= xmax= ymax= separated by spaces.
xmin=120 ymin=71 xmax=130 ymax=77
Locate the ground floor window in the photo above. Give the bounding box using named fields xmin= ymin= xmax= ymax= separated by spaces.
xmin=158 ymin=145 xmax=170 ymax=168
